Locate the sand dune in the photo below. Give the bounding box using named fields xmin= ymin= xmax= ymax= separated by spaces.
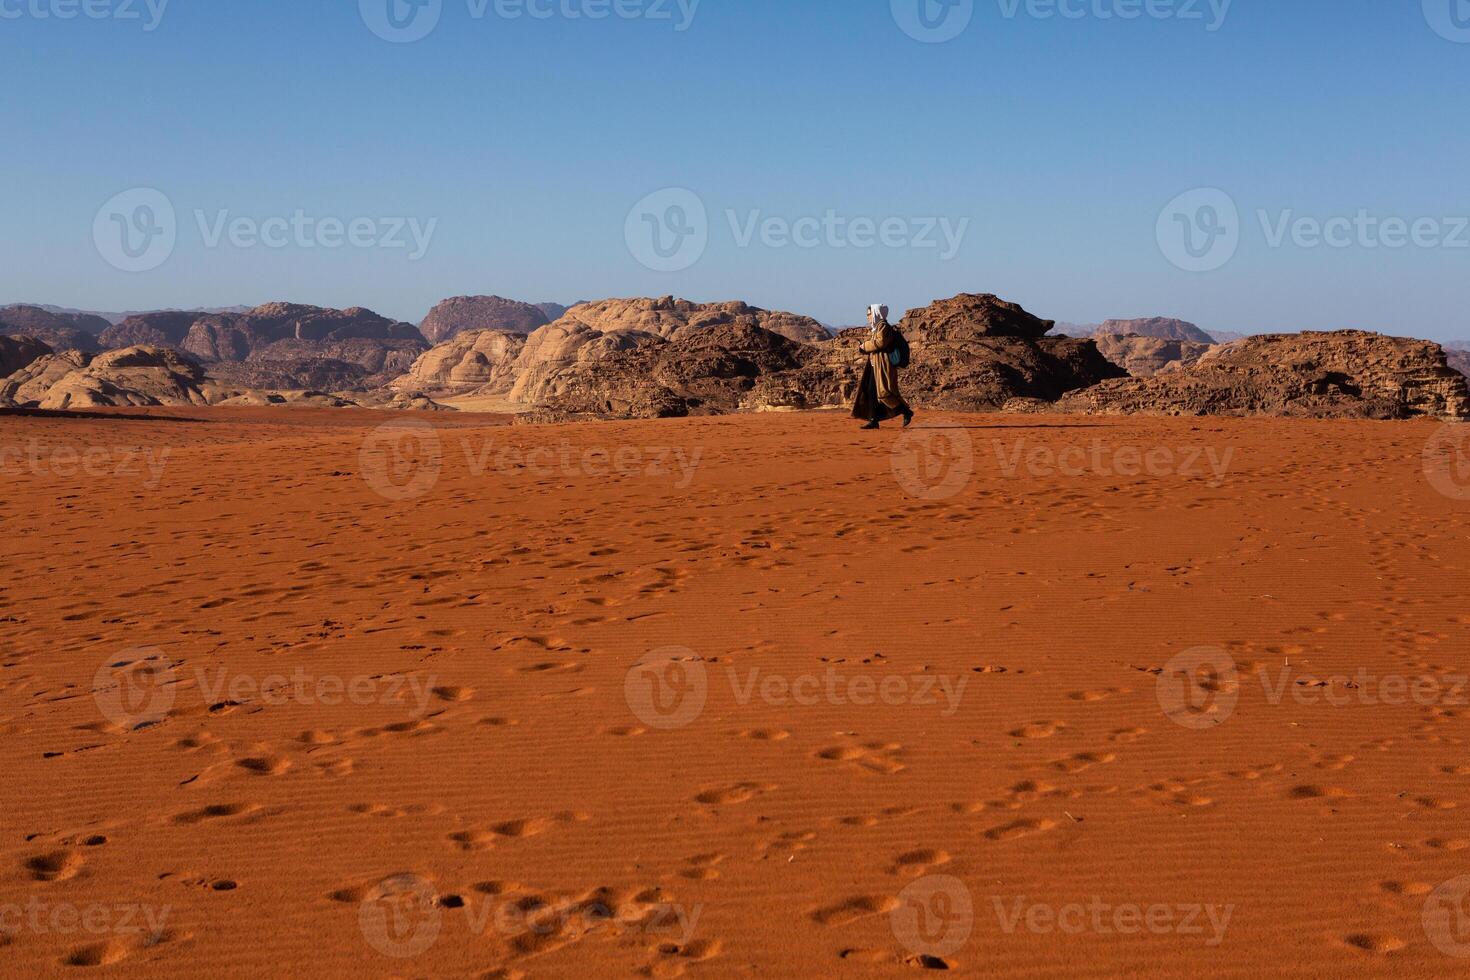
xmin=2 ymin=407 xmax=1469 ymax=976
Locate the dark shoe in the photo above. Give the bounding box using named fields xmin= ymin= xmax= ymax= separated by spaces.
xmin=902 ymin=409 xmax=915 ymax=428
xmin=860 ymin=421 xmax=880 ymax=430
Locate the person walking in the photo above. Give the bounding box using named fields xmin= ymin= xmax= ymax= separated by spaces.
xmin=851 ymin=304 xmax=914 ymax=430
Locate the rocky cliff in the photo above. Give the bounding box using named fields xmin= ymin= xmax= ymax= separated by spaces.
xmin=418 ymin=296 xmax=552 ymax=344
xmin=1093 ymin=334 xmax=1215 ymax=377
xmin=1058 ymin=331 xmax=1469 ymax=420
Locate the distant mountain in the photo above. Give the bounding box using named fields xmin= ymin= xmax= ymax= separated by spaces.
xmin=535 ymin=302 xmax=572 ymax=322
xmin=1053 ymin=322 xmax=1101 ymax=338
xmin=1095 ymin=318 xmax=1216 ymax=344
xmin=18 ymin=303 xmax=253 ymax=327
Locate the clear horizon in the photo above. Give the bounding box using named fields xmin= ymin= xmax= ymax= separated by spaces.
xmin=4 ymin=0 xmax=1469 ymax=340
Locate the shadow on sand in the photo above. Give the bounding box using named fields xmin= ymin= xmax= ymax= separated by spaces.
xmin=0 ymin=407 xmax=212 ymax=423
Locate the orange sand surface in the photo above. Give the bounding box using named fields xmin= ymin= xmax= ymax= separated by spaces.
xmin=3 ymin=407 xmax=1469 ymax=976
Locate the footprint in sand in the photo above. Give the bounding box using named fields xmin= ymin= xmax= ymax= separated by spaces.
xmin=695 ymin=783 xmax=777 ymax=806
xmin=814 ymin=742 xmax=905 ymax=775
xmin=1053 ymin=751 xmax=1117 ymax=773
xmin=984 ymin=818 xmax=1058 ymax=842
xmin=810 ymin=895 xmax=899 ymax=927
xmin=236 ymin=755 xmax=291 ymax=776
xmin=678 ymin=853 xmax=728 ymax=880
xmin=736 ymin=728 xmax=790 ymax=741
xmin=170 ymin=803 xmax=260 ymax=825
xmin=1343 ymin=933 xmax=1406 ymax=954
xmin=62 ymin=930 xmax=186 ymax=967
xmin=1010 ymin=721 xmax=1065 ymax=740
xmin=431 ymin=685 xmax=474 ymax=702
xmin=1069 ymin=688 xmax=1126 ymax=702
xmin=890 ymin=848 xmax=950 ymax=877
xmin=25 ymin=849 xmax=83 ymax=882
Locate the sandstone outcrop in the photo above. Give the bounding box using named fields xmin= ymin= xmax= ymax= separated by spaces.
xmin=0 ymin=336 xmax=52 ymax=379
xmin=1058 ymin=331 xmax=1469 ymax=420
xmin=0 ymin=306 xmax=103 ymax=353
xmin=1 ymin=350 xmax=94 ymax=405
xmin=553 ymin=297 xmax=830 ymax=344
xmin=419 ymin=296 xmax=551 ymax=344
xmin=392 ymin=329 xmax=529 ymax=398
xmin=1094 ymin=317 xmax=1216 ymax=344
xmin=34 ymin=346 xmax=214 ymax=410
xmin=1093 ymin=334 xmax=1215 ymax=377
xmin=98 ymin=311 xmax=201 ymax=350
xmin=180 ymin=302 xmax=423 ymax=363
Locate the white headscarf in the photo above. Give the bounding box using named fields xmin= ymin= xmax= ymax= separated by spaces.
xmin=868 ymin=304 xmax=889 ymax=326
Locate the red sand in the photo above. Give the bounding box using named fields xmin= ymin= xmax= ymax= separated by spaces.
xmin=3 ymin=407 xmax=1469 ymax=976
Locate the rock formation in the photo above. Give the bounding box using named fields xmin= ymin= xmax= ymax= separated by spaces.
xmin=180 ymin=302 xmax=423 ymax=363
xmin=552 ymin=297 xmax=830 ymax=344
xmin=1 ymin=350 xmax=94 ymax=405
xmin=98 ymin=311 xmax=201 ymax=350
xmin=33 ymin=346 xmax=214 ymax=410
xmin=0 ymin=336 xmax=52 ymax=379
xmin=535 ymin=302 xmax=571 ymax=323
xmin=747 ymin=294 xmax=1125 ymax=414
xmin=1094 ymin=317 xmax=1216 ymax=344
xmin=392 ymin=329 xmax=529 ymax=398
xmin=1093 ymin=334 xmax=1215 ymax=377
xmin=0 ymin=306 xmax=104 ymax=353
xmin=1445 ymin=344 xmax=1469 ymax=380
xmin=1057 ymin=331 xmax=1469 ymax=420
xmin=419 ymin=296 xmax=551 ymax=344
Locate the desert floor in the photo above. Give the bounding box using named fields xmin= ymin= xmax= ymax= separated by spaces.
xmin=3 ymin=407 xmax=1469 ymax=977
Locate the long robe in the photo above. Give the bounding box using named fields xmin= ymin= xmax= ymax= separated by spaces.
xmin=851 ymin=322 xmax=909 ymax=421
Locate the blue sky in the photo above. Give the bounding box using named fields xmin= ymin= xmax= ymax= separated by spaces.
xmin=2 ymin=0 xmax=1468 ymax=338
